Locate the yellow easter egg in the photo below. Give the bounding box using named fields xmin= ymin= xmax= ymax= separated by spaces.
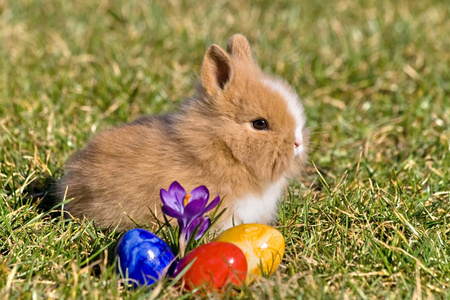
xmin=214 ymin=223 xmax=285 ymax=282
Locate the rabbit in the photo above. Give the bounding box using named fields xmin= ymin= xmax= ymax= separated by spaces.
xmin=57 ymin=34 xmax=308 ymax=231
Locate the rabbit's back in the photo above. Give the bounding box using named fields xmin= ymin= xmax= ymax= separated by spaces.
xmin=59 ymin=118 xmax=194 ymax=229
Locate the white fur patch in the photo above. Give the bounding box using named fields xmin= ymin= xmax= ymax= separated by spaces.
xmin=222 ymin=178 xmax=287 ymax=230
xmin=262 ymin=77 xmax=306 ymax=157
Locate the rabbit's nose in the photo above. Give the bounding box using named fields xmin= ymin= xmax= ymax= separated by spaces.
xmin=294 ymin=135 xmax=303 ymax=148
xmin=294 ymin=134 xmax=303 ymax=156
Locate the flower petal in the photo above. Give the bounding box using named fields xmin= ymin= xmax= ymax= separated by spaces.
xmin=183 ymin=185 xmax=209 ymax=216
xmin=204 ymin=194 xmax=221 ymax=213
xmin=184 ymin=216 xmax=210 ymax=241
xmin=160 ymin=189 xmax=183 ymax=213
xmin=189 ymin=185 xmax=209 ymax=203
xmin=184 ymin=198 xmax=208 ymax=219
xmin=161 ymin=205 xmax=183 ymax=219
xmin=195 ymin=216 xmax=210 ymax=240
xmin=168 ymin=181 xmax=187 ymax=204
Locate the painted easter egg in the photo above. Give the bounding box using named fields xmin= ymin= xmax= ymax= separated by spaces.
xmin=214 ymin=223 xmax=285 ymax=282
xmin=173 ymin=241 xmax=247 ymax=290
xmin=115 ymin=228 xmax=175 ymax=286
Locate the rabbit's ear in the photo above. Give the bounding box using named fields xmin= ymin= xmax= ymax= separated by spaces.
xmin=201 ymin=44 xmax=234 ymax=96
xmin=227 ymin=34 xmax=253 ymax=62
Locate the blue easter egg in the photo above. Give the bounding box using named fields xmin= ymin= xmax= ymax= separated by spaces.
xmin=115 ymin=228 xmax=175 ymax=286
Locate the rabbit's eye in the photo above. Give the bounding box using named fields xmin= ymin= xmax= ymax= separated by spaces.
xmin=252 ymin=119 xmax=269 ymax=130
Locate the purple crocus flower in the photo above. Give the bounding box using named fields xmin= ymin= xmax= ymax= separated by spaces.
xmin=160 ymin=181 xmax=220 ymax=246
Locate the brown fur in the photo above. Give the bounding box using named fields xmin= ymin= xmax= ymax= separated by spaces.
xmin=58 ymin=35 xmax=308 ymax=230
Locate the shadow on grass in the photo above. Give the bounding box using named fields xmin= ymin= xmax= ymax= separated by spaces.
xmin=24 ymin=174 xmax=68 ymax=219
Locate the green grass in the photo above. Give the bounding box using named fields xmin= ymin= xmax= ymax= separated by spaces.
xmin=1 ymin=0 xmax=449 ymax=298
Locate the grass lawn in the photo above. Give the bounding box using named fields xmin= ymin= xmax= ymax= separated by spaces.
xmin=1 ymin=0 xmax=449 ymax=298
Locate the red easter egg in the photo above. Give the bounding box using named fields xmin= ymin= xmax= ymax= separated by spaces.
xmin=173 ymin=241 xmax=247 ymax=290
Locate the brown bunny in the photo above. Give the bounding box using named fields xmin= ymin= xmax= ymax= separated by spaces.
xmin=58 ymin=34 xmax=308 ymax=231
